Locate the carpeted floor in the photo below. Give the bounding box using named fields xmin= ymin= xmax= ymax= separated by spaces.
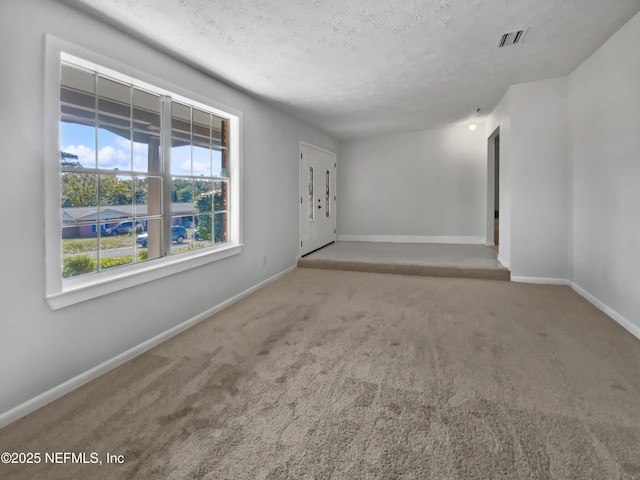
xmin=1 ymin=268 xmax=640 ymax=479
xmin=298 ymin=242 xmax=510 ymax=281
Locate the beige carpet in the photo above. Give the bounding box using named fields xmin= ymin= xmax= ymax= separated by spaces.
xmin=2 ymin=269 xmax=640 ymax=479
xmin=298 ymin=242 xmax=510 ymax=281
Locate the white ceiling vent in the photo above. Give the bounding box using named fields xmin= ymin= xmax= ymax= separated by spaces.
xmin=498 ymin=28 xmax=528 ymax=48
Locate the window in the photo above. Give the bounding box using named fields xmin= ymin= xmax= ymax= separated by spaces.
xmin=45 ymin=44 xmax=241 ymax=309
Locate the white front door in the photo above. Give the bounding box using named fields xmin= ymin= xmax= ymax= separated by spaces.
xmin=300 ymin=143 xmax=336 ymax=256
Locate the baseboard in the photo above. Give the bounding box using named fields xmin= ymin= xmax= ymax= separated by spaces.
xmin=0 ymin=265 xmax=296 ymax=429
xmin=571 ymin=282 xmax=640 ymax=341
xmin=336 ymin=234 xmax=485 ymax=245
xmin=511 ymin=276 xmax=571 ymax=285
xmin=497 ymin=254 xmax=509 ymax=269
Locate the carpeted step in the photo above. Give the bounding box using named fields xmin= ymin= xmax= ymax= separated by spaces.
xmin=298 ymin=258 xmax=511 ymax=281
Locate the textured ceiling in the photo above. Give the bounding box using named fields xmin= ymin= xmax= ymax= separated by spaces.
xmin=65 ymin=0 xmax=640 ymax=139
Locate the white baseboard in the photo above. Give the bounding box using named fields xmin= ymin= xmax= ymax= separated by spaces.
xmin=0 ymin=265 xmax=296 ymax=429
xmin=571 ymin=282 xmax=640 ymax=341
xmin=336 ymin=234 xmax=485 ymax=245
xmin=511 ymin=276 xmax=571 ymax=285
xmin=497 ymin=254 xmax=509 ymax=269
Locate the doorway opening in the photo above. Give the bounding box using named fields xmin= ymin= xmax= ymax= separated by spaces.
xmin=494 ymin=134 xmax=500 ymax=247
xmin=487 ymin=127 xmax=500 ymax=251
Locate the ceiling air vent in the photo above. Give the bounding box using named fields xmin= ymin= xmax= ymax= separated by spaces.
xmin=498 ymin=28 xmax=528 ymax=48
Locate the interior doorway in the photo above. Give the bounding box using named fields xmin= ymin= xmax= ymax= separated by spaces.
xmin=300 ymin=143 xmax=337 ymax=256
xmin=486 ymin=127 xmax=500 ymax=249
xmin=494 ymin=134 xmax=500 ymax=246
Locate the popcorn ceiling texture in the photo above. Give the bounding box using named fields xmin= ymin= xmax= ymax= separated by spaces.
xmin=70 ymin=0 xmax=640 ymax=138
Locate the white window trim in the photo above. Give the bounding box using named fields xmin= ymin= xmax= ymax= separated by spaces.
xmin=44 ymin=35 xmax=243 ymax=310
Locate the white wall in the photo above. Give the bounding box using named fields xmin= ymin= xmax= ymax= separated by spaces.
xmin=509 ymin=77 xmax=571 ymax=281
xmin=486 ymin=78 xmax=571 ymax=280
xmin=337 ymin=124 xmax=487 ymax=243
xmin=569 ymin=11 xmax=640 ymax=333
xmin=0 ymin=0 xmax=337 ymax=421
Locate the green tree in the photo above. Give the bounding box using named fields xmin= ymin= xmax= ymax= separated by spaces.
xmin=194 ymin=187 xmax=223 ymax=241
xmin=61 ymin=172 xmax=98 ymax=207
xmin=100 ymin=176 xmax=132 ymax=206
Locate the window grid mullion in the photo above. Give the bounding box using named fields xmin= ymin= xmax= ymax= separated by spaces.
xmin=59 ymin=56 xmax=236 ymax=283
xmin=95 ymin=73 xmax=102 ymax=272
xmin=161 ymin=95 xmax=173 ymax=257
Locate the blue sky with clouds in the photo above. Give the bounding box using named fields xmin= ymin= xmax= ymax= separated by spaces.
xmin=60 ymin=122 xmax=222 ymax=176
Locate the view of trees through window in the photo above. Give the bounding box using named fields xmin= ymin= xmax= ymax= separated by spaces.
xmin=60 ymin=61 xmax=230 ymax=278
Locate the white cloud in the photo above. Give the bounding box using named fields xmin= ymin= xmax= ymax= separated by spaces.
xmin=192 ymin=161 xmax=209 ymax=175
xmin=179 ymin=160 xmax=192 ymax=175
xmin=98 ymin=145 xmax=131 ymax=169
xmin=62 ymin=144 xmax=95 ymax=168
xmin=62 ymin=143 xmax=134 ymax=170
xmin=115 ymin=136 xmax=130 ymax=151
xmin=132 ymin=141 xmax=149 ymax=155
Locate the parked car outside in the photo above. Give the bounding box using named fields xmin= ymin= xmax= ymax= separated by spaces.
xmin=136 ymin=225 xmax=187 ymax=247
xmin=104 ymin=221 xmax=143 ymax=236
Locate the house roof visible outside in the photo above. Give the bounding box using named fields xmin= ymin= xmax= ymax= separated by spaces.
xmin=62 ymin=203 xmax=195 ymax=222
xmin=63 ymin=0 xmax=640 ymax=139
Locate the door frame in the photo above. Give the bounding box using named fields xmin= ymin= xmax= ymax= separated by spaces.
xmin=299 ymin=141 xmax=337 ymax=258
xmin=486 ymin=126 xmax=500 ymax=246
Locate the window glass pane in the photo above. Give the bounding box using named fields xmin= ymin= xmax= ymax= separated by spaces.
xmin=193 ymin=179 xmax=213 ymax=214
xmin=60 ymin=65 xmax=96 ymax=125
xmin=171 ymin=138 xmax=191 ymax=175
xmin=213 ymin=181 xmax=227 ymax=212
xmin=195 ymin=213 xmax=213 ymax=246
xmin=63 ymin=225 xmax=98 ymax=278
xmin=98 ymin=126 xmax=132 ymax=170
xmin=171 ymin=103 xmax=192 ymax=175
xmin=135 ymin=175 xmax=163 ymax=218
xmin=309 ymin=166 xmax=314 ymax=220
xmin=212 ymin=116 xmax=225 ymax=146
xmin=137 ymin=217 xmax=163 ymax=260
xmin=100 ymin=231 xmax=134 ymax=271
xmin=171 ymin=102 xmax=191 ymax=136
xmin=171 ymin=178 xmax=193 ymax=206
xmin=170 ymin=217 xmax=191 ymax=256
xmin=99 ymin=174 xmax=133 ymax=214
xmin=213 ymin=149 xmax=224 ymax=177
xmin=192 ymin=144 xmax=211 ymax=176
xmin=60 ymin=65 xmax=97 ymax=169
xmin=97 ymin=77 xmax=131 ymax=128
xmin=132 ymin=89 xmax=160 ymax=173
xmin=192 ymin=108 xmax=210 ymax=145
xmin=326 ymin=170 xmax=330 ymax=218
xmin=214 ymin=212 xmax=228 ymax=244
xmin=132 ymin=134 xmax=161 ymax=173
xmin=61 ymin=172 xmax=98 ymax=208
xmin=60 ymin=123 xmax=96 ymax=169
xmin=133 ymin=88 xmax=160 ymax=133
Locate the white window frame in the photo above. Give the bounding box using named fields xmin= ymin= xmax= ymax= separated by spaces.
xmin=44 ymin=36 xmax=243 ymax=310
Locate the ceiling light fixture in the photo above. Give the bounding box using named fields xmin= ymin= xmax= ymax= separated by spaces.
xmin=468 ymin=121 xmax=477 ymax=132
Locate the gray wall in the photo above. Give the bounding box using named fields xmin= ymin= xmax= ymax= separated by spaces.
xmin=337 ymin=125 xmax=487 ymax=242
xmin=487 ymin=77 xmax=571 ymax=279
xmin=569 ymin=11 xmax=640 ymax=332
xmin=509 ymin=77 xmax=571 ymax=280
xmin=0 ymin=0 xmax=336 ymax=418
xmin=486 ymin=10 xmax=639 ymax=333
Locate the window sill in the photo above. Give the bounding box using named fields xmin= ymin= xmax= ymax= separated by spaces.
xmin=46 ymin=243 xmax=243 ymax=310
